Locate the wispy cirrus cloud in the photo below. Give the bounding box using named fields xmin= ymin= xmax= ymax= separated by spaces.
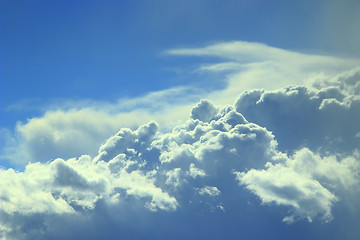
xmin=167 ymin=41 xmax=360 ymax=104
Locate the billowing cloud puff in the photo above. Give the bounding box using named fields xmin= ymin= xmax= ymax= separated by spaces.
xmin=1 ymin=88 xmax=201 ymax=166
xmin=235 ymin=68 xmax=360 ymax=154
xmin=235 ymin=148 xmax=360 ymax=223
xmin=1 ymin=73 xmax=360 ymax=239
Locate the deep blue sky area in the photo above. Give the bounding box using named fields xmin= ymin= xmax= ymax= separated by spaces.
xmin=2 ymin=0 xmax=359 ymax=129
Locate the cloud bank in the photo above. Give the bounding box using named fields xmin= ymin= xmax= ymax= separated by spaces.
xmin=1 ymin=67 xmax=360 ymax=239
xmin=1 ymin=41 xmax=360 ymax=239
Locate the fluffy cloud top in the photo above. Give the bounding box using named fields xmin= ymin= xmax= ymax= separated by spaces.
xmin=1 ymin=70 xmax=359 ymax=239
xmin=235 ymin=68 xmax=360 ymax=154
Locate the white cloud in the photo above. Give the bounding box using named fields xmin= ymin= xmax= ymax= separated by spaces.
xmin=0 ymin=99 xmax=272 ymax=238
xmin=190 ymin=99 xmax=218 ymax=122
xmin=1 ymin=105 xmax=196 ymax=166
xmin=235 ymin=165 xmax=337 ymax=223
xmin=288 ymin=149 xmax=360 ymax=188
xmin=166 ymin=41 xmax=357 ymax=68
xmin=0 ymin=167 xmax=75 ymax=215
xmin=167 ymin=41 xmax=359 ymax=105
xmin=2 ymin=76 xmax=360 ymax=238
xmin=1 ymin=41 xmax=360 ymax=239
xmin=188 ymin=163 xmax=206 ymax=178
xmin=3 ymin=41 xmax=359 ymax=168
xmin=197 ymin=186 xmax=221 ymax=197
xmin=235 ymin=148 xmax=360 ymax=223
xmin=234 ymin=69 xmax=360 ymax=154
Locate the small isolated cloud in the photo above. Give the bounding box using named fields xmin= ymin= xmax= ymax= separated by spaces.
xmin=197 ymin=186 xmax=221 ymax=197
xmin=1 ymin=70 xmax=360 ymax=239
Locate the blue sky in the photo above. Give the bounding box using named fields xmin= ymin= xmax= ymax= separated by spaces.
xmin=2 ymin=0 xmax=360 ymax=128
xmin=1 ymin=1 xmax=360 ymax=239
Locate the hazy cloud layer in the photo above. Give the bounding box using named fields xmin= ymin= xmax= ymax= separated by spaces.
xmin=167 ymin=41 xmax=359 ymax=105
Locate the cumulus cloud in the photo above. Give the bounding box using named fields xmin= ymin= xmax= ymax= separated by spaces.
xmin=1 ymin=75 xmax=360 ymax=239
xmin=3 ymin=41 xmax=359 ymax=167
xmin=1 ymin=103 xmax=196 ymax=166
xmin=0 ymin=100 xmax=265 ymax=238
xmin=1 ymin=41 xmax=360 ymax=239
xmin=235 ymin=148 xmax=360 ymax=223
xmin=235 ymin=68 xmax=360 ymax=154
xmin=197 ymin=186 xmax=221 ymax=197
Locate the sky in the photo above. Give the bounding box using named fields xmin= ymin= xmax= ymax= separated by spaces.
xmin=1 ymin=0 xmax=360 ymax=239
